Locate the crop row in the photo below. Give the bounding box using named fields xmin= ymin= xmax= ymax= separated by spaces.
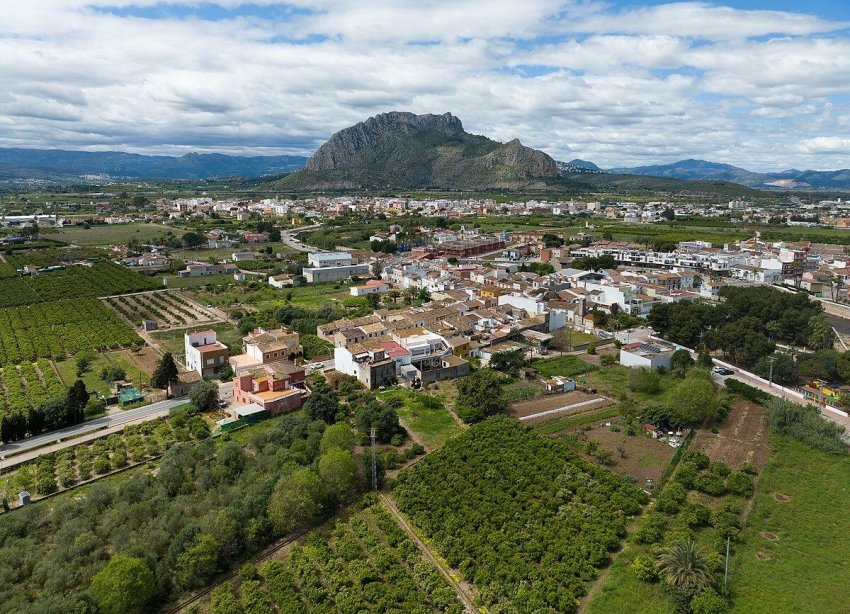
xmin=211 ymin=501 xmax=463 ymax=614
xmin=0 ymin=360 xmax=65 ymax=415
xmin=1 ymin=261 xmax=159 ymax=308
xmin=7 ymin=413 xmax=210 ymax=498
xmin=0 ymin=299 xmax=140 ymax=364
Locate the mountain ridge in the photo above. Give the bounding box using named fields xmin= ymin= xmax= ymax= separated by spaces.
xmin=277 ymin=111 xmax=560 ymax=191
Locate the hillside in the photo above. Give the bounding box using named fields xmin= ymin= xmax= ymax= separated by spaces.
xmin=276 ymin=111 xmax=559 ymax=191
xmin=610 ymin=158 xmax=850 ymax=191
xmin=0 ymin=148 xmax=307 ymax=181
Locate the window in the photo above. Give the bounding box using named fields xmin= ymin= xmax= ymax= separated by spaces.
xmin=206 ymin=358 xmax=214 ymax=365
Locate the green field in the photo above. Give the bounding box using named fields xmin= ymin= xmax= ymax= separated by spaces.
xmin=531 ymin=354 xmax=597 ymax=377
xmin=149 ymin=321 xmax=242 ymax=356
xmin=44 ymin=223 xmax=185 ymax=246
xmin=183 ymin=281 xmax=351 ymax=311
xmin=54 ymin=352 xmax=142 ymax=400
xmin=729 ymin=435 xmax=850 ymax=613
xmin=385 ymin=389 xmax=463 ymax=450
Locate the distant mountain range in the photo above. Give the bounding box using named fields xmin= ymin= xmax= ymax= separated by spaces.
xmin=277 ymin=111 xmax=559 ymax=191
xmin=608 ymin=158 xmax=850 ymax=190
xmin=0 ymin=148 xmax=308 ymax=182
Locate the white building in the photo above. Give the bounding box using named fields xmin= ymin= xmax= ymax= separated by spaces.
xmin=184 ymin=330 xmax=230 ymax=377
xmin=619 ymin=342 xmax=675 ymax=371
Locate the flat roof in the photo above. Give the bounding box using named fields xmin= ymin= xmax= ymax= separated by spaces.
xmin=254 ymin=389 xmax=301 ymax=401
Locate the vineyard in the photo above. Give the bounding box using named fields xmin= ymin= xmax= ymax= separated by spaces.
xmin=210 ymin=500 xmax=463 ymax=614
xmin=106 ymin=290 xmax=220 ymax=329
xmin=0 ymin=360 xmax=65 ymax=415
xmin=393 ymin=416 xmax=648 ymax=614
xmin=0 ymin=261 xmax=159 ymax=308
xmin=0 ymin=299 xmax=140 ymax=364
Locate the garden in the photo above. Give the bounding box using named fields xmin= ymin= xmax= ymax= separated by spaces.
xmin=382 ymin=388 xmax=464 ymax=450
xmin=393 ymin=416 xmax=648 ymax=613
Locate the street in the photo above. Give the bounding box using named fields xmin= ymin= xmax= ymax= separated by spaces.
xmin=280 ymin=224 xmax=323 ymax=253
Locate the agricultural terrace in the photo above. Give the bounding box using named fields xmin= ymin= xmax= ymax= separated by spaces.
xmin=393 ymin=417 xmax=647 ymax=613
xmin=208 ymin=501 xmax=463 ymax=614
xmin=0 ymin=299 xmax=139 ymax=363
xmin=0 ymin=261 xmax=158 ymax=308
xmin=106 ymin=290 xmax=220 ymax=330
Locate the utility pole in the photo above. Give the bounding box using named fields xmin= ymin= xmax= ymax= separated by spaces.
xmin=370 ymin=427 xmax=378 ymax=492
xmin=767 ymin=355 xmax=776 ymax=387
xmin=724 ymin=535 xmax=730 ymax=592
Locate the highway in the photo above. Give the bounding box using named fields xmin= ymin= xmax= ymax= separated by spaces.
xmin=280 ymin=224 xmax=323 ymax=253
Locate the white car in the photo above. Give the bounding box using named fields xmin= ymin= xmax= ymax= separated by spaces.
xmin=307 ymin=362 xmax=325 ymax=371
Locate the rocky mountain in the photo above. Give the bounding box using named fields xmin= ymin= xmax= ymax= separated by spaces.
xmin=568 ymin=159 xmax=602 ymax=171
xmin=0 ymin=148 xmax=308 ymax=182
xmin=556 ymin=160 xmax=606 ymax=175
xmin=278 ymin=111 xmax=559 ymax=190
xmin=610 ymin=158 xmax=850 ymax=190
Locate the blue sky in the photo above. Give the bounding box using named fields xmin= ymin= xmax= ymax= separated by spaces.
xmin=1 ymin=1 xmax=849 ymax=170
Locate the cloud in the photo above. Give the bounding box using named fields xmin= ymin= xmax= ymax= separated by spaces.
xmin=0 ymin=1 xmax=848 ymax=170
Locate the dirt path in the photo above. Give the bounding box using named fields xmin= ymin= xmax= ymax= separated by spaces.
xmin=578 ymin=502 xmax=652 ymax=614
xmin=379 ymin=494 xmax=479 ymax=614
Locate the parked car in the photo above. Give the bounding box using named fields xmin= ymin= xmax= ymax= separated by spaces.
xmin=712 ymin=366 xmax=734 ymax=376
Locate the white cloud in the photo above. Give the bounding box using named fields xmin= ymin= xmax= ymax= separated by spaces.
xmin=0 ymin=0 xmax=848 ymax=170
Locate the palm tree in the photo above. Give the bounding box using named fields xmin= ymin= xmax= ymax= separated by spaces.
xmin=658 ymin=538 xmax=715 ymax=593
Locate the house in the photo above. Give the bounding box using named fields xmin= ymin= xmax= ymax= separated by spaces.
xmin=619 ymin=341 xmax=676 ymax=371
xmin=141 ymin=319 xmax=158 ymax=332
xmin=242 ymin=327 xmax=303 ymax=364
xmin=168 ymin=370 xmax=202 ymax=398
xmin=302 ymin=251 xmax=370 ymax=283
xmin=333 ymin=343 xmax=398 ymax=389
xmin=350 ymin=279 xmax=390 ymax=296
xmin=232 ymin=362 xmax=306 ymax=414
xmin=269 ymin=276 xmax=293 ymax=288
xmin=177 ymin=262 xmax=239 ymax=278
xmin=184 ymin=329 xmax=230 ymax=377
xmin=232 ymin=252 xmax=256 ymax=262
xmin=544 ymin=376 xmax=576 ymax=394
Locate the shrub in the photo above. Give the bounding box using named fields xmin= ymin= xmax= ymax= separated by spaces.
xmin=656 ymin=482 xmax=688 ymax=515
xmin=93 ymin=455 xmax=111 ymax=475
xmin=682 ymin=450 xmax=710 ymax=470
xmin=708 ymin=461 xmax=731 ymax=478
xmin=628 ymin=367 xmax=661 ymax=394
xmin=635 ymin=512 xmax=666 ymax=545
xmin=679 ymin=503 xmax=712 ymax=528
xmin=695 ymin=473 xmax=726 ymax=497
xmin=726 ymin=472 xmax=755 ymax=497
xmin=631 ymin=555 xmax=659 ymax=583
xmin=724 ymin=378 xmax=770 ymax=403
xmin=690 ymin=589 xmax=730 ymax=614
xmin=600 ymin=354 xmax=615 ymax=366
xmin=675 ymin=463 xmax=699 ymax=490
xmin=738 ymin=461 xmax=757 ymax=476
xmin=586 ymin=343 xmax=596 ymax=355
xmin=765 ymin=398 xmax=847 ymax=455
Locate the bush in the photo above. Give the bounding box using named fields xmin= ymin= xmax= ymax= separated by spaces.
xmin=635 ymin=512 xmax=666 ymax=545
xmin=586 ymin=343 xmax=596 ymax=355
xmin=726 ymin=471 xmax=755 ymax=497
xmin=631 ymin=555 xmax=659 ymax=583
xmin=765 ymin=398 xmax=847 ymax=455
xmin=690 ymin=588 xmax=729 ymax=614
xmin=93 ymin=455 xmax=111 ymax=474
xmin=628 ymin=367 xmax=661 ymax=394
xmin=682 ymin=450 xmax=710 ymax=470
xmin=708 ymin=461 xmax=731 ymax=478
xmin=695 ymin=472 xmax=726 ymax=497
xmin=724 ymin=378 xmax=770 ymax=403
xmin=600 ymin=354 xmax=616 ymax=366
xmin=656 ymin=482 xmax=688 ymax=515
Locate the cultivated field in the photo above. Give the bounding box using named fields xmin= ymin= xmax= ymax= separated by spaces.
xmin=0 ymin=360 xmax=65 ymax=416
xmin=508 ymin=389 xmax=611 ymax=420
xmin=43 ymin=223 xmax=185 ymax=246
xmin=691 ymin=400 xmax=771 ymax=469
xmin=106 ymin=290 xmax=221 ymax=330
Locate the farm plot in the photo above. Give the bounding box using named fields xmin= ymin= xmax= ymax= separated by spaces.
xmin=106 ymin=290 xmax=220 ymax=330
xmin=393 ymin=416 xmax=648 ymax=613
xmin=691 ymin=400 xmax=771 ymax=470
xmin=209 ymin=501 xmax=464 ymax=614
xmin=508 ymin=389 xmax=611 ymax=421
xmin=1 ymin=261 xmax=159 ymax=307
xmin=0 ymin=299 xmax=140 ymax=363
xmin=0 ymin=360 xmax=65 ymax=415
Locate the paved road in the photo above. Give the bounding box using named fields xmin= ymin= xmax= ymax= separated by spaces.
xmin=280 ymin=224 xmax=323 ymax=253
xmin=0 ymin=382 xmax=234 ymax=459
xmin=0 ymin=396 xmax=189 ymax=457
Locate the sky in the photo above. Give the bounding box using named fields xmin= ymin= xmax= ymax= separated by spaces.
xmin=2 ymin=1 xmax=850 ymax=170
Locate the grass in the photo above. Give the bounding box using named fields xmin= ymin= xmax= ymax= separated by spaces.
xmin=586 ymin=544 xmax=674 ymax=614
xmin=163 ymin=273 xmax=236 ymax=288
xmin=44 ymin=223 xmax=185 ymax=246
xmin=531 ymin=354 xmax=597 ymax=378
xmin=54 ymin=352 xmax=143 ymax=400
xmin=533 ymin=407 xmax=622 ymax=436
xmin=502 ymin=378 xmax=544 ymax=403
xmin=185 ymin=281 xmax=352 ymax=312
xmin=149 ymin=321 xmax=243 ymax=356
xmin=384 ymin=389 xmax=463 ymax=450
xmin=729 ymin=435 xmax=850 ymax=613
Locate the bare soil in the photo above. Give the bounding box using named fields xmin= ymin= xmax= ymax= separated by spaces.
xmin=116 ymin=347 xmax=162 ymax=377
xmin=582 ymin=423 xmax=676 ymax=484
xmin=690 ymin=400 xmax=771 ymax=470
xmin=507 ymin=390 xmax=607 ymax=419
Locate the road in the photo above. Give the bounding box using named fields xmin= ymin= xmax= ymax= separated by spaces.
xmin=0 ymin=381 xmax=234 ymax=460
xmin=280 ymin=224 xmax=323 ymax=253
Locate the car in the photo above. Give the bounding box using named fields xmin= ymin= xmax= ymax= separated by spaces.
xmin=712 ymin=366 xmax=734 ymax=376
xmin=217 ymin=399 xmax=228 ymax=408
xmin=307 ymin=362 xmax=325 ymax=371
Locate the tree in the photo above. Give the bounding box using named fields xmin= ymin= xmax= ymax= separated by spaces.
xmin=490 ymin=349 xmax=526 ymax=374
xmin=318 ymin=448 xmax=358 ymax=502
xmin=66 ymin=380 xmax=89 ymax=425
xmin=174 ymin=533 xmax=220 ymax=589
xmin=658 ymin=538 xmax=715 ymax=594
xmin=628 ymin=367 xmax=661 ymax=394
xmin=89 ymin=554 xmax=155 ymax=614
xmin=672 ymin=373 xmax=718 ymax=426
xmin=267 ymin=468 xmax=327 ymax=535
xmin=40 ymin=397 xmax=70 ymax=432
xmin=75 ymin=350 xmax=95 ymax=376
xmin=355 ymin=399 xmax=404 ymax=443
xmin=754 ymin=353 xmax=797 ymax=385
xmin=697 ymin=350 xmax=713 ymax=369
xmin=417 ymin=287 xmax=431 ymax=302
xmin=303 ymin=380 xmax=341 ymax=423
xmin=365 ymin=292 xmax=381 ymax=309
xmin=182 ymin=231 xmax=205 ymax=248
xmin=807 ymin=315 xmax=836 ymax=350
xmin=320 ymin=422 xmax=356 ymax=454
xmin=671 ymin=349 xmax=695 ymax=376
xmin=151 ymin=352 xmax=179 ymax=393
xmin=190 ymin=380 xmax=219 ymax=411
xmin=456 ymin=368 xmax=506 ymax=423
